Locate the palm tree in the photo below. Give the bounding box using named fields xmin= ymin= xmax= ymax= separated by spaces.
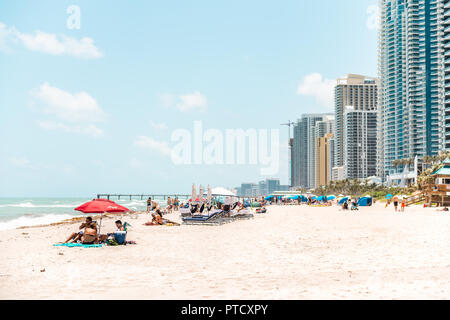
xmin=392 ymin=159 xmax=401 ymax=173
xmin=400 ymin=159 xmax=407 ymax=171
xmin=422 ymin=155 xmax=431 ymax=170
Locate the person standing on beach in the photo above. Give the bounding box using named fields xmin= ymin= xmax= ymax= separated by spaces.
xmin=174 ymin=197 xmax=179 ymax=211
xmin=393 ymin=196 xmax=399 ymax=212
xmin=401 ymin=198 xmax=406 ymax=212
xmin=146 ymin=197 xmax=152 ymax=213
xmin=167 ymin=197 xmax=173 ymax=214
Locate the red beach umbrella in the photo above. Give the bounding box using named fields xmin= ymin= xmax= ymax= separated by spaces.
xmin=75 ymin=199 xmax=130 ymax=234
xmin=75 ymin=199 xmax=129 ymax=214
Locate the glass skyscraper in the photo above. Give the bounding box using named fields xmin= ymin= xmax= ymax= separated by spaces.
xmin=379 ymin=0 xmax=449 ymax=178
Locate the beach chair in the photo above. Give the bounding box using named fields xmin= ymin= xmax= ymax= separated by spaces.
xmin=182 ymin=209 xmax=230 ymax=225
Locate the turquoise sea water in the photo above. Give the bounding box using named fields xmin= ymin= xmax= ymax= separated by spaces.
xmin=0 ymin=196 xmax=188 ymax=230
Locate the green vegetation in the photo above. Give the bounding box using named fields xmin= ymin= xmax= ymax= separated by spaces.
xmin=309 ymin=179 xmax=413 ymax=200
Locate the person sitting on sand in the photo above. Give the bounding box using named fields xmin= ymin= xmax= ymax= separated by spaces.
xmin=64 ymin=217 xmax=96 ymax=243
xmin=343 ymin=201 xmax=349 ymax=211
xmin=81 ymin=222 xmax=98 ymax=244
xmin=115 ymin=220 xmax=125 ymax=231
xmin=436 ymin=207 xmax=449 ymax=212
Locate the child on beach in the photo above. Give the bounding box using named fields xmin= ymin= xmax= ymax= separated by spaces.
xmin=401 ymin=198 xmax=406 ymax=212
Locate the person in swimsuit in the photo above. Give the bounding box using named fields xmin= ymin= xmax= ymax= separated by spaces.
xmin=64 ymin=217 xmax=95 ymax=243
xmin=167 ymin=197 xmax=173 ymax=214
xmin=401 ymin=198 xmax=406 ymax=212
xmin=81 ymin=222 xmax=98 ymax=244
xmin=393 ymin=197 xmax=399 ymax=212
xmin=174 ymin=197 xmax=179 ymax=211
xmin=385 ymin=198 xmax=391 ymax=208
xmin=151 ymin=200 xmax=158 ymax=211
xmin=145 ymin=208 xmax=180 ymax=226
xmin=146 ymin=197 xmax=152 ymax=213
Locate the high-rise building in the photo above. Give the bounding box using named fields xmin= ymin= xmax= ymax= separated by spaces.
xmin=292 ymin=114 xmax=334 ymax=189
xmin=379 ymin=0 xmax=448 ymax=179
xmin=343 ymin=106 xmax=378 ymax=179
xmin=240 ymin=183 xmax=256 ymax=197
xmin=316 ymin=133 xmax=334 ymax=187
xmin=334 ymin=74 xmax=378 ymax=171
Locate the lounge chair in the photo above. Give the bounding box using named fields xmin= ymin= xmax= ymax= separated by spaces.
xmin=182 ymin=209 xmax=230 ymax=225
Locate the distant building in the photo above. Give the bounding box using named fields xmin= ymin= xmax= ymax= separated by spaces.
xmin=292 ymin=114 xmax=334 ymax=189
xmin=334 ymin=74 xmax=378 ymax=172
xmin=240 ymin=183 xmax=256 ymax=197
xmin=343 ymin=106 xmax=378 ymax=179
xmin=332 ymin=166 xmax=345 ymax=182
xmin=316 ymin=133 xmax=334 ymax=187
xmin=238 ymin=178 xmax=285 ymax=197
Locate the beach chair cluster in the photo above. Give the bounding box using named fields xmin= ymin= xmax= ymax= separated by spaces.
xmin=181 ymin=203 xmax=254 ymax=226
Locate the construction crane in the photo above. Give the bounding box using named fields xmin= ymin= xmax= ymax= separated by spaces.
xmin=281 ymin=121 xmax=295 ymax=187
xmin=281 ymin=121 xmax=295 ymax=140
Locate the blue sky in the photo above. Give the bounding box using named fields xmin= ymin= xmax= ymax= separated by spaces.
xmin=0 ymin=0 xmax=379 ymax=197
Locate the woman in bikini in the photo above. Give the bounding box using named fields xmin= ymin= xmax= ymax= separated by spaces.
xmin=81 ymin=222 xmax=98 ymax=244
xmin=144 ymin=207 xmax=180 ymax=226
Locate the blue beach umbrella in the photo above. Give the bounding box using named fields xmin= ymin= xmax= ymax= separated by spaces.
xmin=327 ymin=195 xmax=336 ymax=201
xmin=385 ymin=194 xmax=393 ymax=200
xmin=339 ymin=197 xmax=349 ymax=205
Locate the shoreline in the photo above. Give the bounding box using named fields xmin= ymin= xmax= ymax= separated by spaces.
xmin=1 ymin=203 xmax=450 ymax=299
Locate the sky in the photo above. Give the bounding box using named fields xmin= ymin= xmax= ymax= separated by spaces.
xmin=0 ymin=0 xmax=379 ymax=197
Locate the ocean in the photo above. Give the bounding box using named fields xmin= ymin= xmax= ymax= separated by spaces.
xmin=0 ymin=196 xmax=188 ymax=230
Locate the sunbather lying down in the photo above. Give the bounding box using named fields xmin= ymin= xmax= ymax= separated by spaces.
xmin=144 ymin=210 xmax=180 ymax=226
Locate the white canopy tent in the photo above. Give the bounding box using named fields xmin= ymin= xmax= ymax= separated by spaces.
xmin=204 ymin=187 xmax=237 ymax=197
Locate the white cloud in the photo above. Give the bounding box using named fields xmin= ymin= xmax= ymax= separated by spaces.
xmin=150 ymin=121 xmax=168 ymax=130
xmin=160 ymin=91 xmax=208 ymax=112
xmin=134 ymin=136 xmax=172 ymax=156
xmin=0 ymin=21 xmax=102 ymax=58
xmin=37 ymin=121 xmax=104 ymax=137
xmin=33 ymin=83 xmax=106 ymax=123
xmin=297 ymin=73 xmax=335 ymax=108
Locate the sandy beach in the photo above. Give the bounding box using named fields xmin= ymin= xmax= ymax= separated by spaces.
xmin=1 ymin=203 xmax=450 ymax=300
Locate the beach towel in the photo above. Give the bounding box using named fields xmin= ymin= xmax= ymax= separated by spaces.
xmin=54 ymin=243 xmax=104 ymax=248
